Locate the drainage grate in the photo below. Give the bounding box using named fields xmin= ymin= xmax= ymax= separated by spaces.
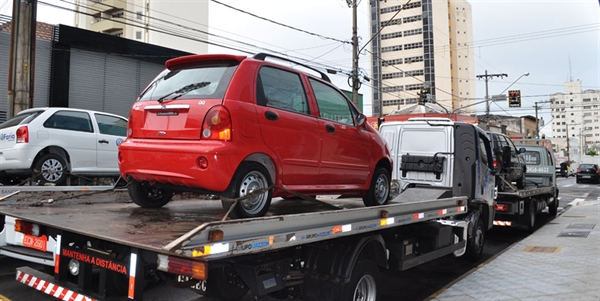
xmin=523 ymin=246 xmax=562 ymax=253
xmin=558 ymin=231 xmax=590 ymax=238
xmin=566 ymin=223 xmax=596 ymax=229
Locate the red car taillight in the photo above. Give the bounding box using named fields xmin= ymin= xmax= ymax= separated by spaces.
xmin=16 ymin=126 xmax=29 ymax=143
xmin=202 ymin=106 xmax=231 ymax=141
xmin=577 ymin=169 xmax=581 ymax=173
xmin=127 ymin=114 xmax=133 ymax=137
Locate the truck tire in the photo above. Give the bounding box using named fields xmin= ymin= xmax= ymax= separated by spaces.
xmin=362 ymin=167 xmax=391 ymax=207
xmin=205 ymin=266 xmax=249 ymax=301
xmin=33 ymin=153 xmax=68 ymax=185
xmin=465 ymin=218 xmax=485 ymax=262
xmin=342 ymin=260 xmax=381 ymax=301
xmin=222 ymin=162 xmax=272 ymax=218
xmin=526 ymin=200 xmax=537 ymax=233
xmin=128 ymin=179 xmax=173 ymax=208
xmin=549 ymin=196 xmax=558 ymax=217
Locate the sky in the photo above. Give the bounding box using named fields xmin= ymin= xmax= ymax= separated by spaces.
xmin=2 ymin=0 xmax=599 ymax=138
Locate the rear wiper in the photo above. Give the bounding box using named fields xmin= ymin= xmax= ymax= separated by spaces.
xmin=156 ymin=82 xmax=211 ymax=104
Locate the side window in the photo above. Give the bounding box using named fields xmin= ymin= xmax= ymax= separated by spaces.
xmin=309 ymin=78 xmax=354 ymax=126
xmin=257 ymin=66 xmax=309 ymax=114
xmin=43 ymin=111 xmax=93 ymax=133
xmin=95 ymin=114 xmax=127 ymax=136
xmin=478 ymin=138 xmax=488 ymax=166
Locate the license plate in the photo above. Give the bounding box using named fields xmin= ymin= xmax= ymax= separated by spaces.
xmin=22 ymin=234 xmax=47 ymax=252
xmin=582 ymin=176 xmax=590 ymax=178
xmin=177 ymin=275 xmax=207 ymax=293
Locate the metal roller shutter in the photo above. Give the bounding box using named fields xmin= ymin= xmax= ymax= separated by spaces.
xmin=69 ymin=49 xmax=106 ymax=113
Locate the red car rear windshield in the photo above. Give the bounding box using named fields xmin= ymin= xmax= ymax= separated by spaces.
xmin=138 ymin=63 xmax=238 ymax=102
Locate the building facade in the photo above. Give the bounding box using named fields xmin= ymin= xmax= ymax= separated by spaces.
xmin=550 ymin=80 xmax=600 ymax=157
xmin=369 ymin=0 xmax=475 ymax=117
xmin=73 ymin=0 xmax=208 ymax=54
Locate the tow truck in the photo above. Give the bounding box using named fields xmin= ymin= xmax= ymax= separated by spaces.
xmin=492 ymin=138 xmax=559 ymax=232
xmin=0 ymin=120 xmax=494 ymax=301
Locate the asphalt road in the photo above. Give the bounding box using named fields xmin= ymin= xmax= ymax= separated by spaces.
xmin=0 ymin=177 xmax=596 ymax=301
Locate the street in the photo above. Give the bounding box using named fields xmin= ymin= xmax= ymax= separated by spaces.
xmin=0 ymin=176 xmax=597 ymax=301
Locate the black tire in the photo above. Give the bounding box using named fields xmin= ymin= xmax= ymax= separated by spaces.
xmin=526 ymin=200 xmax=537 ymax=233
xmin=549 ymin=194 xmax=558 ymax=217
xmin=576 ymin=178 xmax=580 ymax=184
xmin=221 ymin=162 xmax=272 ymax=218
xmin=362 ymin=167 xmax=391 ymax=207
xmin=342 ymin=260 xmax=381 ymax=301
xmin=465 ymin=217 xmax=485 ymax=262
xmin=33 ymin=153 xmax=68 ymax=185
xmin=127 ymin=179 xmax=173 ymax=208
xmin=205 ymin=266 xmax=249 ymax=301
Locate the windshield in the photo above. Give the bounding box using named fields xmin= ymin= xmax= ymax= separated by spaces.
xmin=0 ymin=110 xmax=44 ymax=129
xmin=138 ymin=63 xmax=238 ymax=102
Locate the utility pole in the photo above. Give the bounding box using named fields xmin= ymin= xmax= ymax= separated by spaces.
xmin=349 ymin=0 xmax=360 ymax=108
xmin=8 ymin=0 xmax=37 ymax=118
xmin=476 ymin=70 xmax=507 ymax=128
xmin=566 ymin=125 xmax=570 ymax=162
xmin=533 ymin=100 xmax=550 ymax=138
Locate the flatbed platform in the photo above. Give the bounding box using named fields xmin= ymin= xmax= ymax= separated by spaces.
xmin=497 ymin=185 xmax=554 ymax=198
xmin=0 ymin=191 xmax=466 ymax=260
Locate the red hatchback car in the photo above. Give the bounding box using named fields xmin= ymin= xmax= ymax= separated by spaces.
xmin=118 ymin=53 xmax=392 ymax=218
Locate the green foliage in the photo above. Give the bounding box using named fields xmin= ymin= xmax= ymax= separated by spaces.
xmin=587 ymin=150 xmax=598 ymax=156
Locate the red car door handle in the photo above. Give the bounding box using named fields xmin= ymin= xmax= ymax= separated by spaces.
xmin=325 ymin=124 xmax=335 ymax=133
xmin=265 ymin=111 xmax=278 ymax=121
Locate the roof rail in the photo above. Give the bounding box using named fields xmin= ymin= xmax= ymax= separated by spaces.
xmin=253 ymin=53 xmax=331 ymax=83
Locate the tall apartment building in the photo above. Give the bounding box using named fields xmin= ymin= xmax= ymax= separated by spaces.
xmin=73 ymin=0 xmax=208 ymax=54
xmin=369 ymin=0 xmax=475 ymax=116
xmin=550 ymin=80 xmax=600 ymax=155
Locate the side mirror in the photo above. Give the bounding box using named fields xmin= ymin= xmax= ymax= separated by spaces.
xmin=356 ymin=114 xmax=366 ymax=127
xmin=518 ymin=147 xmax=526 ymax=154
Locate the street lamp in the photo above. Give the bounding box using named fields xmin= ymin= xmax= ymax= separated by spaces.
xmin=499 ymin=72 xmax=530 ymax=96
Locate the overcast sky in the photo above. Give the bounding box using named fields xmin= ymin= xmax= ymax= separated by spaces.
xmin=2 ymin=0 xmax=599 ymax=138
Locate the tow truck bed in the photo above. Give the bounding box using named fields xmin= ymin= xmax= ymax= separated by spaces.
xmin=497 ymin=184 xmax=554 ymax=198
xmin=0 ymin=190 xmax=466 ymax=260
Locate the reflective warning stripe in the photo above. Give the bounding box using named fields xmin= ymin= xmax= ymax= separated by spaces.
xmin=493 ymin=220 xmax=512 ymax=226
xmin=128 ymin=252 xmax=137 ymax=299
xmin=16 ymin=269 xmax=96 ymax=301
xmin=54 ymin=234 xmax=62 ymax=274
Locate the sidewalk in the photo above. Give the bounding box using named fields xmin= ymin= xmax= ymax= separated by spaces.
xmin=430 ymin=199 xmax=600 ymax=301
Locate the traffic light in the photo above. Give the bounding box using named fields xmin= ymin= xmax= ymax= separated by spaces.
xmin=508 ymin=90 xmax=521 ymax=108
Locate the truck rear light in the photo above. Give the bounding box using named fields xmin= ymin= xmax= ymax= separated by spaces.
xmin=202 ymin=106 xmax=231 ymax=141
xmin=157 ymin=255 xmax=207 ymax=281
xmin=16 ymin=126 xmax=29 ymax=143
xmin=493 ymin=160 xmax=498 ymax=167
xmin=15 ymin=220 xmax=40 ymax=236
xmin=494 ymin=204 xmax=509 ymax=212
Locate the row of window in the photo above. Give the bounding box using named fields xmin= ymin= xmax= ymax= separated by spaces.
xmin=382 ymin=56 xmax=424 ymax=67
xmin=405 ymin=84 xmax=424 ymax=91
xmin=382 ymin=85 xmax=404 ymax=93
xmin=404 ymin=28 xmax=422 ymax=37
xmin=381 ymin=45 xmax=403 ymax=53
xmin=404 ymin=42 xmax=423 ymax=50
xmin=381 ymin=14 xmax=423 ymax=28
xmin=381 ymin=31 xmax=403 ymax=40
xmin=382 ymin=72 xmax=403 ymax=79
xmin=405 ymin=70 xmax=424 ymax=77
xmin=381 ymin=97 xmax=420 ymax=106
xmin=380 ymin=1 xmax=421 ymax=14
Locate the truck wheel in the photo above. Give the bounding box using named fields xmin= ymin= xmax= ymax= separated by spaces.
xmin=222 ymin=162 xmax=272 ymax=218
xmin=549 ymin=197 xmax=558 ymax=217
xmin=205 ymin=266 xmax=249 ymax=301
xmin=128 ymin=179 xmax=173 ymax=208
xmin=527 ymin=200 xmax=537 ymax=233
xmin=362 ymin=167 xmax=390 ymax=207
xmin=33 ymin=153 xmax=68 ymax=185
xmin=342 ymin=260 xmax=380 ymax=301
xmin=465 ymin=218 xmax=485 ymax=262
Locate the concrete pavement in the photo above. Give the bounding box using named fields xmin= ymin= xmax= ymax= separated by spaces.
xmin=430 ymin=198 xmax=600 ymax=301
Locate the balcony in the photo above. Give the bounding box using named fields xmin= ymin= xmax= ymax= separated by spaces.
xmin=90 ymin=18 xmax=125 ymax=33
xmin=91 ymin=0 xmax=126 ymax=13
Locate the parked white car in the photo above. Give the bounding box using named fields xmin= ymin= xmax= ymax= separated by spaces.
xmin=0 ymin=107 xmax=127 ymax=185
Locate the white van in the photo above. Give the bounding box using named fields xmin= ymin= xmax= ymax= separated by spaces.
xmin=378 ymin=118 xmax=496 ymax=203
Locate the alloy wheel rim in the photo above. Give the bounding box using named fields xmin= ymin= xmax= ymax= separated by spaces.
xmin=41 ymin=159 xmax=64 ymax=182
